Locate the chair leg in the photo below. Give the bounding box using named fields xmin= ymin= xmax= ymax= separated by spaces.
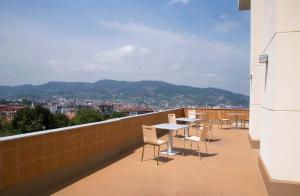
xmin=166 ymin=143 xmax=169 ymax=160
xmin=157 ymin=145 xmax=160 ymax=165
xmin=183 ymin=139 xmax=186 ymax=155
xmin=204 ymin=141 xmax=208 ymax=153
xmin=141 ymin=145 xmax=145 ymax=162
xmin=221 ymin=121 xmax=223 ymax=128
xmin=153 ymin=146 xmax=155 ymax=158
xmin=197 ymin=142 xmax=201 ymax=159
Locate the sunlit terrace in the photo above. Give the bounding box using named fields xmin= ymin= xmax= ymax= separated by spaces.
xmin=53 ymin=126 xmax=266 ymax=196
xmin=0 ymin=108 xmax=268 ymax=196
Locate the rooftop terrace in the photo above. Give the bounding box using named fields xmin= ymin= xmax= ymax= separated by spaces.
xmin=51 ymin=126 xmax=266 ymax=196
xmin=0 ymin=108 xmax=267 ymax=196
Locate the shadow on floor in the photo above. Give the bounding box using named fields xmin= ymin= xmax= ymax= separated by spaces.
xmin=174 ymin=135 xmax=185 ymax=138
xmin=172 ymin=147 xmax=218 ymax=158
xmin=0 ymin=147 xmax=139 ymax=196
xmin=207 ymin=138 xmax=221 ymax=142
xmin=141 ymin=156 xmax=174 ymax=163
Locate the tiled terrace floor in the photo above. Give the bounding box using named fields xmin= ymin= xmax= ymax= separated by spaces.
xmin=52 ymin=125 xmax=267 ymax=196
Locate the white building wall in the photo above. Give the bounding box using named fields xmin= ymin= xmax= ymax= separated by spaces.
xmin=249 ymin=0 xmax=265 ymax=141
xmin=257 ymin=0 xmax=300 ymax=182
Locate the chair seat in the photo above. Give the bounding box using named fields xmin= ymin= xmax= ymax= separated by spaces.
xmin=157 ymin=140 xmax=167 ymax=145
xmin=185 ymin=135 xmax=200 ymax=142
xmin=221 ymin=118 xmax=230 ymax=121
xmin=145 ymin=139 xmax=167 ymax=145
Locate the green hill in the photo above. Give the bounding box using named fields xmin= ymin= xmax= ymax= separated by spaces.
xmin=0 ymin=80 xmax=249 ymax=107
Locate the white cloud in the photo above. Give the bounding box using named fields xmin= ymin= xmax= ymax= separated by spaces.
xmin=167 ymin=0 xmax=189 ymax=6
xmin=96 ymin=45 xmax=150 ymax=61
xmin=0 ymin=3 xmax=249 ymax=95
xmin=1 ymin=18 xmax=248 ymax=94
xmin=203 ymin=73 xmax=216 ymax=78
xmin=79 ymin=21 xmax=247 ymax=92
xmin=220 ymin=14 xmax=229 ymax=20
xmin=43 ymin=21 xmax=248 ymax=92
xmin=215 ymin=21 xmax=240 ymax=33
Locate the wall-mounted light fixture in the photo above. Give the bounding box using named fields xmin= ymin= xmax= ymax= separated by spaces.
xmin=259 ymin=54 xmax=268 ymax=64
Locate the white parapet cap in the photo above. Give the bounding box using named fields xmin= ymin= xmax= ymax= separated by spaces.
xmin=238 ymin=0 xmax=250 ymax=11
xmin=0 ymin=108 xmax=183 ymax=142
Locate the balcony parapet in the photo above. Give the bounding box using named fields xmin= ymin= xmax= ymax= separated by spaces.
xmin=0 ymin=107 xmax=249 ymax=193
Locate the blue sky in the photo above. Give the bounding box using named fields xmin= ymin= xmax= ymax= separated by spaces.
xmin=0 ymin=0 xmax=250 ymax=94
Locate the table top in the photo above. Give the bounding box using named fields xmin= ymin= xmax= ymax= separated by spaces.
xmin=176 ymin=117 xmax=202 ymax=122
xmin=153 ymin=123 xmax=189 ymax=130
xmin=188 ymin=112 xmax=207 ymax=115
xmin=227 ymin=113 xmax=248 ymax=116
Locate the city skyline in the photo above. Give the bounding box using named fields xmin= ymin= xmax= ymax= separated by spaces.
xmin=0 ymin=0 xmax=250 ymax=94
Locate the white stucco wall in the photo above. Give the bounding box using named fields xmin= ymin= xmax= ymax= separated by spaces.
xmin=249 ymin=0 xmax=265 ymax=141
xmin=255 ymin=0 xmax=300 ymax=182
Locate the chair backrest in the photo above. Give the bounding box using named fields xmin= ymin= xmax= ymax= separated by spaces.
xmin=168 ymin=113 xmax=176 ymax=124
xmin=241 ymin=113 xmax=249 ymax=120
xmin=200 ymin=125 xmax=209 ymax=141
xmin=198 ymin=112 xmax=209 ymax=122
xmin=142 ymin=125 xmax=158 ymax=144
xmin=197 ymin=112 xmax=209 ymax=124
xmin=217 ymin=111 xmax=223 ymax=119
xmin=188 ymin=109 xmax=196 ymax=119
xmin=208 ymin=120 xmax=213 ymax=131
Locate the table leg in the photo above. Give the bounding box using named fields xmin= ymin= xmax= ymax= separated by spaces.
xmin=160 ymin=130 xmax=179 ymax=156
xmin=184 ymin=127 xmax=189 ymax=138
xmin=168 ymin=130 xmax=173 ymax=154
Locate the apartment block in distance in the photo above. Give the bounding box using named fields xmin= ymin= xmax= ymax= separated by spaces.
xmin=239 ymin=0 xmax=300 ymax=195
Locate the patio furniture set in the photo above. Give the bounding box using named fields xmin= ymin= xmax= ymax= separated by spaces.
xmin=141 ymin=110 xmax=249 ymax=165
xmin=217 ymin=111 xmax=249 ymax=129
xmin=141 ymin=110 xmax=213 ymax=165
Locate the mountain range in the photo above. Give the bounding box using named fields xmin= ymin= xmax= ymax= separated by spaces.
xmin=0 ymin=80 xmax=249 ymax=107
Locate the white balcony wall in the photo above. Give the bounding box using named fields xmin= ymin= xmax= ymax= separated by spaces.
xmin=249 ymin=104 xmax=262 ymax=141
xmin=256 ymin=0 xmax=300 ymax=182
xmin=249 ymin=0 xmax=265 ymax=141
xmin=260 ymin=109 xmax=300 ymax=182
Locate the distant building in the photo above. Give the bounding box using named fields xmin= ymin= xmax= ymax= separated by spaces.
xmin=99 ymin=103 xmax=114 ymax=114
xmin=0 ymin=104 xmax=27 ymax=122
xmin=66 ymin=110 xmax=76 ymax=120
xmin=118 ymin=106 xmax=153 ymax=116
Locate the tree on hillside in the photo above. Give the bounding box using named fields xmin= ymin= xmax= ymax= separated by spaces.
xmin=0 ymin=116 xmax=17 ymax=137
xmin=34 ymin=105 xmax=56 ymax=128
xmin=53 ymin=113 xmax=69 ymax=128
xmin=102 ymin=111 xmax=125 ymax=120
xmin=71 ymin=108 xmax=103 ymax=125
xmin=0 ymin=116 xmax=4 ymax=130
xmin=111 ymin=111 xmax=125 ymax=118
xmin=12 ymin=105 xmax=56 ymax=133
xmin=12 ymin=107 xmax=43 ymax=132
xmin=21 ymin=99 xmax=32 ymax=106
